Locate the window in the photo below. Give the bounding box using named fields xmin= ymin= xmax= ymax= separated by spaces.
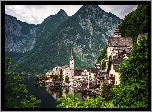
xmin=110 ymin=74 xmax=113 ymax=77
xmin=116 ymin=81 xmax=117 ymax=84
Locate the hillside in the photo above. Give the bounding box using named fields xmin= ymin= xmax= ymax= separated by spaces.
xmin=5 ymin=5 xmax=121 ymax=74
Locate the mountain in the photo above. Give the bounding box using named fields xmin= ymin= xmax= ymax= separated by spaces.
xmin=5 ymin=14 xmax=37 ymax=53
xmin=33 ymin=9 xmax=69 ymax=49
xmin=5 ymin=5 xmax=121 ymax=74
xmin=5 ymin=9 xmax=69 ymax=65
xmin=5 ymin=14 xmax=38 ymax=64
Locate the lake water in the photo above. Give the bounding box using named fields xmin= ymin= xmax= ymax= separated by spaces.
xmin=21 ymin=75 xmax=86 ymax=108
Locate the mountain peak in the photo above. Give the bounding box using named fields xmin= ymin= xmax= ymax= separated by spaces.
xmin=82 ymin=5 xmax=102 ymax=10
xmin=83 ymin=5 xmax=99 ymax=8
xmin=57 ymin=9 xmax=68 ymax=17
xmin=75 ymin=5 xmax=104 ymax=16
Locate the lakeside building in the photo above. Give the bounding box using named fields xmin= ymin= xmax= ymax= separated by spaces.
xmin=105 ymin=27 xmax=133 ymax=85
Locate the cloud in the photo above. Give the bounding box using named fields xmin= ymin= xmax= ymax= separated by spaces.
xmin=99 ymin=5 xmax=138 ymax=19
xmin=5 ymin=5 xmax=138 ymax=25
xmin=5 ymin=5 xmax=82 ymax=24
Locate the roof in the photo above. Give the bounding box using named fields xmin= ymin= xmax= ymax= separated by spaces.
xmin=74 ymin=70 xmax=83 ymax=76
xmin=112 ymin=59 xmax=123 ymax=72
xmin=113 ymin=65 xmax=119 ymax=72
xmin=100 ymin=70 xmax=107 ymax=73
xmin=108 ymin=37 xmax=133 ymax=47
xmin=112 ymin=59 xmax=124 ymax=65
xmin=114 ymin=28 xmax=120 ymax=33
xmin=85 ymin=67 xmax=100 ymax=73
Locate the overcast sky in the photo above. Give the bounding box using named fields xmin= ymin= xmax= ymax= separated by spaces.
xmin=5 ymin=5 xmax=138 ymax=25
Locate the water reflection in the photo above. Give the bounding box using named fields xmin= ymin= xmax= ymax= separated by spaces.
xmin=47 ymin=87 xmax=82 ymax=101
xmin=21 ymin=75 xmax=99 ymax=108
xmin=43 ymin=86 xmax=96 ymax=101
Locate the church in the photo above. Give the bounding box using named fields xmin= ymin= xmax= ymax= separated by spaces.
xmin=46 ymin=48 xmax=75 ymax=82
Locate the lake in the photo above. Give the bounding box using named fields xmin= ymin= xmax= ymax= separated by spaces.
xmin=21 ymin=75 xmax=87 ymax=108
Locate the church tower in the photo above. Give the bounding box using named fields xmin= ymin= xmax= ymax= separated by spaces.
xmin=70 ymin=47 xmax=74 ymax=81
xmin=70 ymin=48 xmax=74 ymax=69
xmin=114 ymin=27 xmax=121 ymax=37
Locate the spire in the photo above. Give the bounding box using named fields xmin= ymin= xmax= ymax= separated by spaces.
xmin=114 ymin=26 xmax=121 ymax=37
xmin=71 ymin=47 xmax=73 ymax=57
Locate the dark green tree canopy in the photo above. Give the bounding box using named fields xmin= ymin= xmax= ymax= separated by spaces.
xmin=118 ymin=5 xmax=148 ymax=43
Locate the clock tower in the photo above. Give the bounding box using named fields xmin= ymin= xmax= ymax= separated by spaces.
xmin=70 ymin=48 xmax=74 ymax=81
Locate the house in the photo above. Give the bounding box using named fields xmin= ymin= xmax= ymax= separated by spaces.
xmin=107 ymin=27 xmax=133 ymax=60
xmin=95 ymin=63 xmax=100 ymax=69
xmin=74 ymin=70 xmax=84 ymax=81
xmin=53 ymin=66 xmax=62 ymax=72
xmin=108 ymin=59 xmax=124 ymax=85
xmin=105 ymin=27 xmax=133 ymax=85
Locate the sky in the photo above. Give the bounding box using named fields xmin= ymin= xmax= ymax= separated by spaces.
xmin=5 ymin=5 xmax=138 ymax=25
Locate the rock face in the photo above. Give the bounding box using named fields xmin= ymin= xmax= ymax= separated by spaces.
xmin=5 ymin=5 xmax=121 ymax=74
xmin=5 ymin=14 xmax=37 ymax=53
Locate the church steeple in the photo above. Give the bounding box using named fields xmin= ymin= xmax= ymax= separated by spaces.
xmin=114 ymin=27 xmax=121 ymax=37
xmin=70 ymin=47 xmax=73 ymax=59
xmin=70 ymin=47 xmax=74 ymax=70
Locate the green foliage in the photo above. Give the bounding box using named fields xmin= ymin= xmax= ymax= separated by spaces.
xmin=5 ymin=57 xmax=41 ymax=108
xmin=97 ymin=47 xmax=107 ymax=64
xmin=96 ymin=47 xmax=107 ymax=70
xmin=56 ymin=93 xmax=83 ymax=108
xmin=116 ymin=35 xmax=148 ymax=108
xmin=91 ymin=83 xmax=98 ymax=89
xmin=118 ymin=5 xmax=148 ymax=43
xmin=19 ymin=95 xmax=41 ymax=108
xmin=75 ymin=66 xmax=78 ymax=70
xmin=101 ymin=61 xmax=106 ymax=70
xmin=56 ymin=93 xmax=117 ymax=108
xmin=108 ymin=85 xmax=119 ymax=104
xmin=101 ymin=82 xmax=109 ymax=98
xmin=59 ymin=69 xmax=63 ymax=82
xmin=53 ymin=74 xmax=60 ymax=82
xmin=38 ymin=75 xmax=48 ymax=80
xmin=65 ymin=75 xmax=69 ymax=83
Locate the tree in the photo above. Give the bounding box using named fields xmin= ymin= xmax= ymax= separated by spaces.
xmin=75 ymin=66 xmax=78 ymax=70
xmin=53 ymin=74 xmax=57 ymax=86
xmin=59 ymin=69 xmax=63 ymax=82
xmin=96 ymin=47 xmax=107 ymax=64
xmin=65 ymin=75 xmax=69 ymax=84
xmin=5 ymin=57 xmax=41 ymax=108
xmin=101 ymin=61 xmax=106 ymax=70
xmin=116 ymin=34 xmax=148 ymax=108
xmin=118 ymin=5 xmax=148 ymax=44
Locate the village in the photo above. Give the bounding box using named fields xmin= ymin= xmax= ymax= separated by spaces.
xmin=35 ymin=27 xmax=144 ymax=97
